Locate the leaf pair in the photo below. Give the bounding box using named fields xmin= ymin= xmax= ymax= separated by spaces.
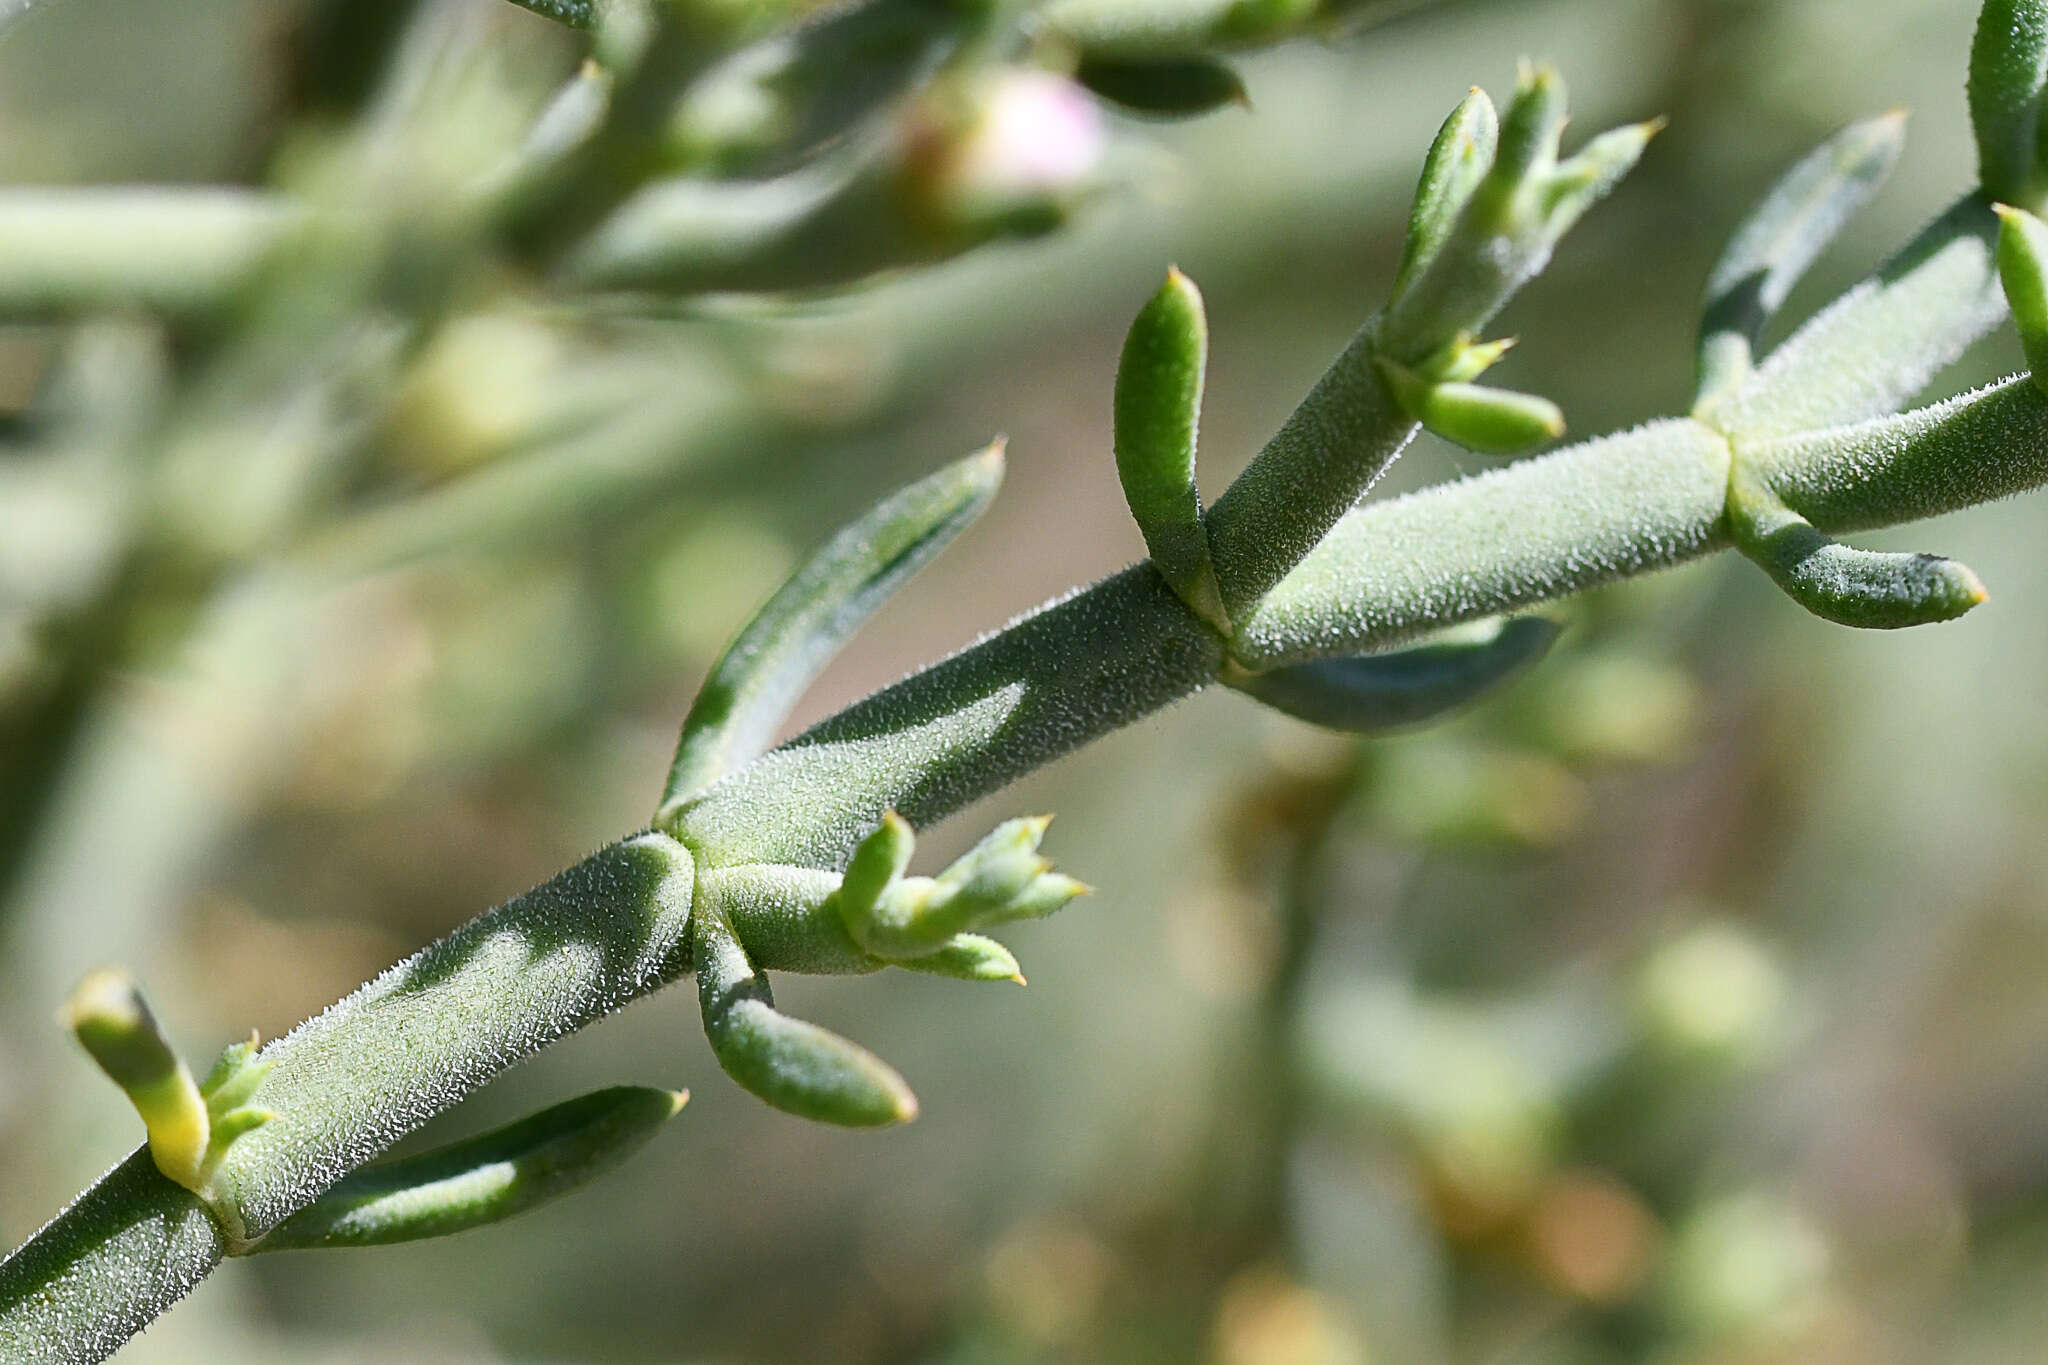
xmin=1696 ymin=106 xmax=2048 ymax=628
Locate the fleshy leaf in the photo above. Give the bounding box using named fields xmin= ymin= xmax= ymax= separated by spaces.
xmin=1696 ymin=112 xmax=1906 ymax=407
xmin=693 ymin=899 xmax=918 ymax=1127
xmin=199 ymin=1037 xmax=271 ymax=1116
xmin=1995 ymin=201 xmax=2048 ymax=386
xmin=1233 ymin=616 xmax=1562 ymax=732
xmin=1380 ymin=360 xmax=1565 ymax=455
xmin=1725 ymin=462 xmax=1985 ymax=628
xmin=248 ymin=1087 xmax=686 ymax=1253
xmin=1114 ymin=268 xmax=1227 ymax=630
xmin=658 ymin=444 xmax=1003 ymax=819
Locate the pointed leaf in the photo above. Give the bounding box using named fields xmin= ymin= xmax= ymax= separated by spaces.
xmin=1115 ymin=269 xmax=1227 ymax=629
xmin=1697 ymin=112 xmax=1906 ymax=406
xmin=658 ymin=444 xmax=1003 ymax=819
xmin=248 ymin=1087 xmax=685 ymax=1252
xmin=1234 ymin=616 xmax=1562 ymax=732
xmin=1995 ymin=201 xmax=2048 ymax=386
xmin=199 ymin=1038 xmax=271 ymax=1116
xmin=1487 ymin=64 xmax=1570 ymax=205
xmin=1538 ymin=119 xmax=1664 ymax=234
xmin=838 ymin=810 xmax=916 ymax=919
xmin=694 ymin=901 xmax=918 ymax=1126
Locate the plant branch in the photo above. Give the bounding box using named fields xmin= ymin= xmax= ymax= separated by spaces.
xmin=12 ymin=13 xmax=2048 ymax=1357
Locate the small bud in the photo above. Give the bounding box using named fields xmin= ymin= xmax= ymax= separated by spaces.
xmin=1994 ymin=202 xmax=2048 ymax=388
xmin=903 ymin=69 xmax=1106 ymax=243
xmin=1115 ymin=268 xmax=1228 ymax=632
xmin=250 ymin=1087 xmax=688 ymax=1253
xmin=1428 ymin=334 xmax=1516 ymax=384
xmin=1379 ymin=357 xmax=1564 ymax=454
xmin=1234 ymin=616 xmax=1561 ymax=733
xmin=1076 ymin=55 xmax=1248 ymax=120
xmin=1418 ymin=381 xmax=1566 ymax=454
xmin=837 ymin=814 xmax=1083 ymax=960
xmin=1393 ymin=88 xmax=1500 ymax=299
xmin=65 ymin=968 xmax=210 ymax=1190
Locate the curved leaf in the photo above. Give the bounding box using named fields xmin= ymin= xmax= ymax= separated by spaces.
xmin=658 ymin=444 xmax=1003 ymax=818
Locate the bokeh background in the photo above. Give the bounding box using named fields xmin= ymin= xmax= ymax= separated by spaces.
xmin=5 ymin=0 xmax=2047 ymax=1361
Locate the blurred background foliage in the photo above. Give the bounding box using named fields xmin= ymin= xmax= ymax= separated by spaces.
xmin=3 ymin=0 xmax=2047 ymax=1361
